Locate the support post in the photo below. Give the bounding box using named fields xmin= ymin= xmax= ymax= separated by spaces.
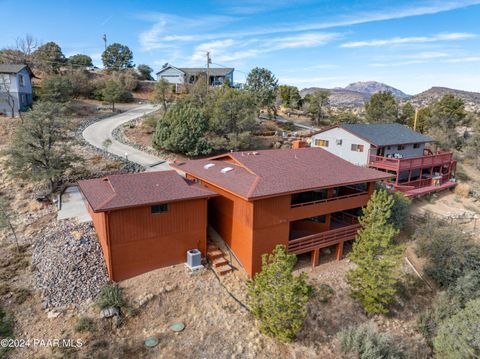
xmin=336 ymin=241 xmax=344 ymax=260
xmin=311 ymin=249 xmax=320 ymax=268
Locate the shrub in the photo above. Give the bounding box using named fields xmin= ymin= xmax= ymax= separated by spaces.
xmin=317 ymin=284 xmax=334 ymax=303
xmin=414 ymin=218 xmax=480 ymax=287
xmin=0 ymin=307 xmax=14 ymax=357
xmin=338 ymin=322 xmax=408 ymax=359
xmin=389 ymin=192 xmax=411 ymax=230
xmin=247 ymin=245 xmax=312 ymax=342
xmin=66 ymin=69 xmax=94 ymax=98
xmin=434 ymin=298 xmax=480 ymax=358
xmin=74 ymin=317 xmax=96 ymax=333
xmin=96 ymin=284 xmax=125 ymax=310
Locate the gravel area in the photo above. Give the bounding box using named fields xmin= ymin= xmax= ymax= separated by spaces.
xmin=31 ymin=220 xmax=109 ymax=309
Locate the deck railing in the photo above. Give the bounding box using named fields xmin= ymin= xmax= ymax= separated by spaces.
xmin=290 ymin=191 xmax=368 ymax=209
xmin=369 ymin=152 xmax=453 ymax=172
xmin=288 ymin=224 xmax=361 ymax=254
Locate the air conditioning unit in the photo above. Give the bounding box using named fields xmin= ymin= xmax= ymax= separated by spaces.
xmin=186 ymin=249 xmax=203 ymax=270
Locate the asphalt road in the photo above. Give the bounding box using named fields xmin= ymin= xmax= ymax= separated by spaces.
xmin=82 ymin=104 xmax=172 ymax=171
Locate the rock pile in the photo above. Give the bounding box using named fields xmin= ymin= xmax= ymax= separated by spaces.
xmin=32 ymin=220 xmax=109 ymax=309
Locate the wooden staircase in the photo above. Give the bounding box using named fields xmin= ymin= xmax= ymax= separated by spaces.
xmin=207 ymin=243 xmax=233 ymax=276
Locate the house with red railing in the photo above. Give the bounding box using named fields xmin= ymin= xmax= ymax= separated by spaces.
xmin=311 ymin=124 xmax=457 ymax=198
xmin=173 ymin=147 xmax=390 ymax=277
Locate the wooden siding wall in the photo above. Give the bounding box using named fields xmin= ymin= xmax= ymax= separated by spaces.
xmin=198 ymin=181 xmax=255 ymax=276
xmin=107 ymin=199 xmax=208 ymax=281
xmin=87 ymin=205 xmax=113 ymax=279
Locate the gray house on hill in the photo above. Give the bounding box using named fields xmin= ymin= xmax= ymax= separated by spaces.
xmin=0 ymin=64 xmax=34 ymax=117
xmin=156 ymin=64 xmax=234 ymax=87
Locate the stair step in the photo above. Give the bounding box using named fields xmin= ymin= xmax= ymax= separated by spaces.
xmin=212 ymin=257 xmax=228 ymax=267
xmin=216 ymin=264 xmax=232 ymax=275
xmin=207 ymin=245 xmax=218 ymax=251
xmin=207 ymin=250 xmax=223 ymax=260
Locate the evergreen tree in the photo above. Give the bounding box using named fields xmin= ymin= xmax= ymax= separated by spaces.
xmin=41 ymin=75 xmax=74 ymax=102
xmin=364 ymin=92 xmax=399 ymax=123
xmin=152 ymin=78 xmax=172 ymax=112
xmin=152 ymin=102 xmax=211 ymax=156
xmin=306 ymin=89 xmax=330 ymax=126
xmin=32 ymin=41 xmax=65 ymax=73
xmin=67 ymin=54 xmax=93 ymax=68
xmin=137 ymin=64 xmax=154 ymax=80
xmin=102 ymin=79 xmax=125 ymax=111
xmin=399 ymin=102 xmax=415 ymax=126
xmin=346 ymin=190 xmax=402 ymax=314
xmin=247 ymin=245 xmax=312 ymax=342
xmin=5 ymin=102 xmax=79 ymax=193
xmin=245 ymin=67 xmax=278 ymax=115
xmin=101 ymin=43 xmax=133 ymax=70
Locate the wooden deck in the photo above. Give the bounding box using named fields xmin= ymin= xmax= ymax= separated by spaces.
xmin=402 ymin=181 xmax=457 ymax=198
xmin=288 ymin=223 xmax=361 ymax=254
xmin=369 ymin=152 xmax=454 ymax=172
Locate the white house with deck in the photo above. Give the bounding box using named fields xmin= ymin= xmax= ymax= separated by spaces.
xmin=311 ymin=124 xmax=457 ymax=198
xmin=156 ymin=64 xmax=234 ymax=87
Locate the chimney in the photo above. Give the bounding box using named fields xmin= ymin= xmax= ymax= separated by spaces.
xmin=292 ymin=140 xmax=308 ymax=149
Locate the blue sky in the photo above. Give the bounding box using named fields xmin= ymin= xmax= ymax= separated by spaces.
xmin=1 ymin=0 xmax=480 ymax=94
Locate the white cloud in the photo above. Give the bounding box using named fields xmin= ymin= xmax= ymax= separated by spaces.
xmin=444 ymin=56 xmax=480 ymax=63
xmin=341 ymin=32 xmax=475 ymax=48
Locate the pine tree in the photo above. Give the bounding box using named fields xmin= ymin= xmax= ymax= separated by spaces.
xmin=247 ymin=245 xmax=312 ymax=342
xmin=346 ymin=190 xmax=402 ymax=314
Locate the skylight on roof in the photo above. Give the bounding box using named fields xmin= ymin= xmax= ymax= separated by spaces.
xmin=204 ymin=163 xmax=215 ymax=170
xmin=221 ymin=167 xmax=233 ymax=173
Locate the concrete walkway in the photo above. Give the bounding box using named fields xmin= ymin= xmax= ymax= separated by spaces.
xmin=82 ymin=104 xmax=172 ymax=171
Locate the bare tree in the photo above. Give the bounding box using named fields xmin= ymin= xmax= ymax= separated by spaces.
xmin=16 ymin=34 xmax=38 ymax=64
xmin=0 ymin=75 xmax=16 ymax=118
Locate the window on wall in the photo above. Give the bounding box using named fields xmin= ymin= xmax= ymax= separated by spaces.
xmin=305 ymin=215 xmax=327 ymax=223
xmin=336 ymin=139 xmax=343 ymax=145
xmin=397 ymin=145 xmax=406 ymax=150
xmin=315 ymin=139 xmax=329 ymax=147
xmin=18 ymin=75 xmax=24 ymax=86
xmin=413 ymin=143 xmax=421 ymax=149
xmin=151 ymin=204 xmax=169 ymax=214
xmin=351 ymin=144 xmax=364 ymax=152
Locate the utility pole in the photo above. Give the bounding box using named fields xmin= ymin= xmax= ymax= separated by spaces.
xmin=206 ymin=51 xmax=211 ymax=93
xmin=102 ymin=34 xmax=107 ymax=50
xmin=413 ymin=108 xmax=418 ymax=131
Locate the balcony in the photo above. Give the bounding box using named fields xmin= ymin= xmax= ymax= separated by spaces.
xmin=288 ymin=212 xmax=360 ymax=255
xmin=369 ymin=151 xmax=454 ymax=172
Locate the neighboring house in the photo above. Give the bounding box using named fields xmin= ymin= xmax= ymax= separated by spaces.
xmin=311 ymin=124 xmax=457 ymax=197
xmin=78 ymin=171 xmax=217 ymax=281
xmin=173 ymin=147 xmax=390 ymax=277
xmin=156 ymin=64 xmax=234 ymax=88
xmin=0 ymin=64 xmax=34 ymax=117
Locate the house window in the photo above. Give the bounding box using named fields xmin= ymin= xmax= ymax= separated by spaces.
xmin=19 ymin=75 xmax=24 ymax=87
xmin=315 ymin=139 xmax=329 ymax=147
xmin=336 ymin=139 xmax=343 ymax=145
xmin=397 ymin=145 xmax=406 ymax=150
xmin=351 ymin=144 xmax=364 ymax=152
xmin=413 ymin=143 xmax=420 ymax=149
xmin=151 ymin=204 xmax=169 ymax=214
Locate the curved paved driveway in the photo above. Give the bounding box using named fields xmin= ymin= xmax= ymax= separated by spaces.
xmin=82 ymin=104 xmax=172 ymax=171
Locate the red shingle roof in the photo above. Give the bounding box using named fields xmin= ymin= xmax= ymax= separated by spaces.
xmin=173 ymin=148 xmax=392 ymax=200
xmin=78 ymin=170 xmax=216 ymax=212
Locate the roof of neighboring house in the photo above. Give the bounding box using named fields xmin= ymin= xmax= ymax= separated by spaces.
xmin=337 ymin=124 xmax=433 ymax=146
xmin=0 ymin=64 xmax=33 ymax=75
xmin=172 ymin=148 xmax=392 ymax=200
xmin=156 ymin=65 xmax=234 ymax=76
xmin=78 ymin=170 xmax=217 ymax=212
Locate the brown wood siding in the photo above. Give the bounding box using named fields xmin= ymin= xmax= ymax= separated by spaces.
xmin=87 ymin=204 xmax=113 ymax=279
xmin=198 ymin=180 xmax=255 ymax=275
xmin=106 ymin=199 xmax=207 ymax=281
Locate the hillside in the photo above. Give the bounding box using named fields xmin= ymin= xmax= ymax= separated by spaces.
xmin=300 ymin=83 xmax=480 ymax=111
xmin=408 ymin=87 xmax=480 ymax=112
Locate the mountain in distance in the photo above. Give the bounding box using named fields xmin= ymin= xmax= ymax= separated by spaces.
xmin=300 ymin=82 xmax=480 ymax=111
xmin=409 ymin=86 xmax=480 ymax=112
xmin=344 ymin=81 xmax=410 ymax=98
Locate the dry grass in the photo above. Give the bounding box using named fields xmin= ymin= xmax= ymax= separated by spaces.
xmin=454 ymin=183 xmax=471 ymax=197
